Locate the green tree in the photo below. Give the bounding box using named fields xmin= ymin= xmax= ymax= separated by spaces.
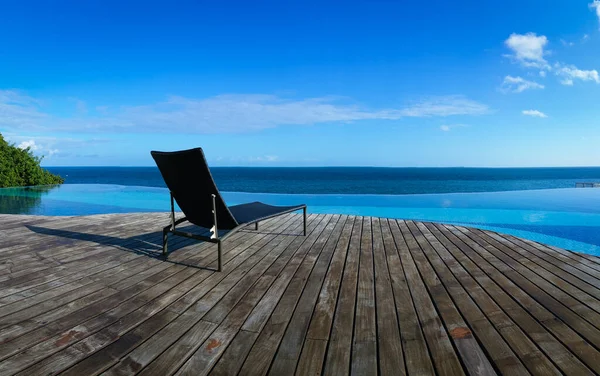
xmin=0 ymin=133 xmax=64 ymax=187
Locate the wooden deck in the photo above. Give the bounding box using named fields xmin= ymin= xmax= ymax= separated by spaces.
xmin=1 ymin=213 xmax=600 ymax=375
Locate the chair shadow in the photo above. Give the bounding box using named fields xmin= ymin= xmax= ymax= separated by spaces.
xmin=26 ymin=224 xmax=216 ymax=270
xmin=25 ymin=223 xmax=300 ymax=270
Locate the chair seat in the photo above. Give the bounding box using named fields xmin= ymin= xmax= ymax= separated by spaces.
xmin=228 ymin=202 xmax=305 ymax=225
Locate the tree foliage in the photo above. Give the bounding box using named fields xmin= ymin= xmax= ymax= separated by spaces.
xmin=0 ymin=133 xmax=64 ymax=187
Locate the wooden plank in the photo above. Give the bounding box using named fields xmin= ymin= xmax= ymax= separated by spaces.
xmin=265 ymin=216 xmax=348 ymax=375
xmin=0 ymin=258 xmax=169 ymax=345
xmin=472 ymin=229 xmax=600 ymax=329
xmin=423 ymin=222 xmax=562 ymax=376
xmin=350 ymin=217 xmax=377 ymax=376
xmin=442 ymin=224 xmax=600 ymax=374
xmin=176 ymin=215 xmax=340 ymax=376
xmin=455 ymin=226 xmax=600 ymax=350
xmin=322 ymin=217 xmax=362 ymax=376
xmin=104 ymin=214 xmax=318 ymax=376
xmin=0 ymin=266 xmax=195 ymax=374
xmin=3 ymin=213 xmax=600 ymax=375
xmin=404 ymin=221 xmax=498 ymax=376
xmin=481 ymin=230 xmax=600 ymax=304
xmin=391 ymin=220 xmax=466 ymax=376
xmin=413 ymin=222 xmax=534 ymax=375
xmin=208 ymin=330 xmax=259 ymax=376
xmin=499 ymin=232 xmax=600 ymax=280
xmin=56 ymin=214 xmax=305 ymax=376
xmin=12 ymin=268 xmax=201 ymax=376
xmin=235 ymin=215 xmax=339 ymax=376
xmin=295 ymin=216 xmax=355 ymax=375
xmin=370 ymin=217 xmax=405 ymax=376
xmin=380 ymin=219 xmax=434 ymax=376
xmin=210 ymin=215 xmax=348 ymax=376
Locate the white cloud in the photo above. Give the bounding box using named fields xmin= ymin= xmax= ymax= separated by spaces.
xmin=504 ymin=33 xmax=550 ymax=69
xmin=0 ymin=91 xmax=490 ymax=134
xmin=501 ymin=75 xmax=545 ymax=93
xmin=249 ymin=155 xmax=279 ymax=162
xmin=501 ymin=33 xmax=600 ymax=86
xmin=522 ymin=110 xmax=548 ymax=118
xmin=560 ymin=39 xmax=574 ymax=47
xmin=5 ymin=134 xmax=111 ymax=159
xmin=561 ymin=79 xmax=574 ymax=86
xmin=397 ymin=96 xmax=489 ymax=117
xmin=591 ymin=1 xmax=600 ymax=27
xmin=555 ymin=63 xmax=600 ymax=84
xmin=439 ymin=124 xmax=467 ymax=132
xmin=17 ymin=140 xmax=38 ymax=151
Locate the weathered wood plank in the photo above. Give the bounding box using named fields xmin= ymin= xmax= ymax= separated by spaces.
xmin=380 ymin=219 xmax=434 ymax=376
xmin=443 ymin=224 xmax=600 ymax=374
xmin=58 ymin=214 xmax=304 ymax=376
xmin=321 ymin=217 xmax=362 ymax=376
xmin=0 ymin=212 xmax=599 ymax=376
xmin=424 ymin=222 xmax=562 ymax=376
xmin=350 ymin=217 xmax=377 ymax=376
xmin=371 ymin=217 xmax=405 ymax=376
xmin=295 ymin=216 xmax=355 ymax=375
xmin=236 ymin=215 xmax=339 ymax=376
xmin=100 ymin=214 xmax=315 ymax=376
xmin=391 ymin=220 xmax=466 ymax=376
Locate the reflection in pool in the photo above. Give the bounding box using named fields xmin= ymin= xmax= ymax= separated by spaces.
xmin=1 ymin=184 xmax=600 ymax=256
xmin=0 ymin=185 xmax=59 ymax=214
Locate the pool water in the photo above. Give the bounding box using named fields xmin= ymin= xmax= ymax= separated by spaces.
xmin=1 ymin=184 xmax=600 ymax=256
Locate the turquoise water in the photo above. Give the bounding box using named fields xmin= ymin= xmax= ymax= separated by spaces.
xmin=2 ymin=184 xmax=600 ymax=256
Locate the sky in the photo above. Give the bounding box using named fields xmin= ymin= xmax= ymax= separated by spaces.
xmin=1 ymin=0 xmax=600 ymax=167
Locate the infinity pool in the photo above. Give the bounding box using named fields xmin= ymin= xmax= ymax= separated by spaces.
xmin=2 ymin=184 xmax=600 ymax=256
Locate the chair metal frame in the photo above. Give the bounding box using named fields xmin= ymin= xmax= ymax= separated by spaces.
xmin=162 ymin=192 xmax=307 ymax=272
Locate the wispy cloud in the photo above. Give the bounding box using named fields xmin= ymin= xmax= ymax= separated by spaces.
xmin=212 ymin=155 xmax=280 ymax=165
xmin=554 ymin=63 xmax=600 ymax=85
xmin=560 ymin=39 xmax=574 ymax=47
xmin=504 ymin=33 xmax=550 ymax=69
xmin=440 ymin=124 xmax=468 ymax=132
xmin=522 ymin=109 xmax=548 ymax=118
xmin=0 ymin=90 xmax=48 ymax=131
xmin=4 ymin=133 xmax=110 ymax=159
xmin=591 ymin=1 xmax=600 ymax=28
xmin=398 ymin=96 xmax=489 ymax=117
xmin=68 ymin=98 xmax=88 ymax=115
xmin=501 ymin=75 xmax=545 ymax=93
xmin=0 ymin=90 xmax=490 ymax=134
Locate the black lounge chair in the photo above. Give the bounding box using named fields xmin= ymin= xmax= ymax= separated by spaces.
xmin=151 ymin=148 xmax=307 ymax=271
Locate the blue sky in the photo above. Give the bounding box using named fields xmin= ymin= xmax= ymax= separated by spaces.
xmin=1 ymin=0 xmax=600 ymax=167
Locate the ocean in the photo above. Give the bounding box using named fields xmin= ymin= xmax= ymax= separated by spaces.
xmin=45 ymin=166 xmax=600 ymax=195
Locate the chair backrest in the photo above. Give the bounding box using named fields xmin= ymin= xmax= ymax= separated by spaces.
xmin=151 ymin=148 xmax=239 ymax=230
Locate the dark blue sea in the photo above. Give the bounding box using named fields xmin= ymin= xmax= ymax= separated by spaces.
xmin=45 ymin=167 xmax=600 ymax=194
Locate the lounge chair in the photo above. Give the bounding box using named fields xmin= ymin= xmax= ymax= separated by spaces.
xmin=151 ymin=148 xmax=307 ymax=271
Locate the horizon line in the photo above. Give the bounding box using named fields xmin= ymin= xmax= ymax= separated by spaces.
xmin=43 ymin=165 xmax=600 ymax=169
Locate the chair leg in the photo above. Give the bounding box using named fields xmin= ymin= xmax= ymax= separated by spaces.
xmin=303 ymin=207 xmax=307 ymax=236
xmin=162 ymin=228 xmax=169 ymax=256
xmin=255 ymin=222 xmax=259 ymax=231
xmin=217 ymin=241 xmax=222 ymax=272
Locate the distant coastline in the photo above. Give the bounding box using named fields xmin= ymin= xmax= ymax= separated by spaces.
xmin=45 ymin=166 xmax=600 ymax=195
